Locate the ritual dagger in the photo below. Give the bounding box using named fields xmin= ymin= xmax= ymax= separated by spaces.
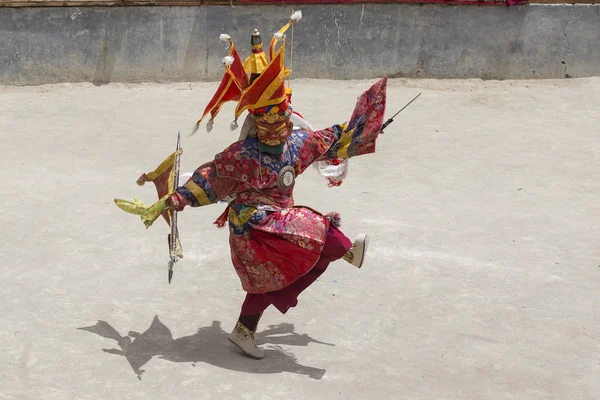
xmin=381 ymin=92 xmax=422 ymax=132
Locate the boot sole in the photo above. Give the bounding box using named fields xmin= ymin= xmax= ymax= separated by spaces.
xmin=228 ymin=337 xmax=264 ymax=360
xmin=356 ymin=234 xmax=369 ymax=269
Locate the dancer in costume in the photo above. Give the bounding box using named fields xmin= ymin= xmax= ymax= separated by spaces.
xmin=116 ymin=12 xmax=387 ymax=360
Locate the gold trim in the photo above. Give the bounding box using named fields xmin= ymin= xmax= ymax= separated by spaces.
xmin=144 ymin=150 xmax=182 ymax=182
xmin=184 ymin=180 xmax=211 ymax=206
xmin=224 ymin=43 xmax=246 ymax=92
xmin=270 ymin=20 xmax=292 ymax=60
xmin=335 ymin=123 xmax=353 ymax=159
xmin=234 ymin=45 xmax=290 ymax=119
xmin=199 ymin=56 xmax=236 ymax=123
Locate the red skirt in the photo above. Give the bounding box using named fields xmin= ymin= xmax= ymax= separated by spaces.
xmin=228 ymin=207 xmax=332 ymax=294
xmin=240 ymin=225 xmax=352 ymax=315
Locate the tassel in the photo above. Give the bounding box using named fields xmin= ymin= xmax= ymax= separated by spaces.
xmin=222 ymin=56 xmax=234 ymax=66
xmin=230 ymin=120 xmax=239 ymax=131
xmin=290 ymin=10 xmax=302 ymax=22
xmin=324 ymin=212 xmax=342 ymax=228
xmin=214 ymin=205 xmax=231 ymax=228
xmin=219 ymin=34 xmax=231 ymax=42
xmin=190 ymin=121 xmax=200 ymax=137
xmin=327 ymin=178 xmax=344 ymax=187
xmin=207 ymin=119 xmax=214 ymax=132
xmin=274 ymin=32 xmax=285 ymax=40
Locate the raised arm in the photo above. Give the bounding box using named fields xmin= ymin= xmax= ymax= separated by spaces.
xmin=295 ymin=119 xmax=380 ymax=173
xmin=296 ymin=77 xmax=387 ymax=172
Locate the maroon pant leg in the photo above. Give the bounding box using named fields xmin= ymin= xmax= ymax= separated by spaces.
xmin=239 ymin=225 xmax=352 ymax=322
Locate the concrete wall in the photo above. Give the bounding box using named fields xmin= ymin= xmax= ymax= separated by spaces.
xmin=1 ymin=4 xmax=599 ymax=85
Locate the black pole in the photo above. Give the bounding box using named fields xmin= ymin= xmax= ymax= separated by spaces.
xmin=381 ymin=92 xmax=422 ymax=132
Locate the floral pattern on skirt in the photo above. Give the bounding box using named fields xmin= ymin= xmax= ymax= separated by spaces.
xmin=229 ymin=207 xmax=330 ymax=294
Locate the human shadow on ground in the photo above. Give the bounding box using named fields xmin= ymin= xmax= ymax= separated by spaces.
xmin=78 ymin=316 xmax=332 ymax=380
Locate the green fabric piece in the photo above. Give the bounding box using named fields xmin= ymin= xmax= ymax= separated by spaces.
xmin=141 ymin=194 xmax=171 ymax=229
xmin=260 ymin=141 xmax=285 ymax=154
xmin=114 ymin=197 xmax=148 ymax=216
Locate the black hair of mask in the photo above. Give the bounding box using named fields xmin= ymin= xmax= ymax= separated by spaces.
xmin=260 ymin=141 xmax=285 ymax=154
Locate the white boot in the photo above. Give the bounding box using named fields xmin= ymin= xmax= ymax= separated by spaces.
xmin=228 ymin=321 xmax=264 ymax=359
xmin=343 ymin=234 xmax=369 ymax=268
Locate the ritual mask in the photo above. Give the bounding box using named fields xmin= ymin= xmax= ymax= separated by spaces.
xmin=254 ymin=111 xmax=293 ymax=146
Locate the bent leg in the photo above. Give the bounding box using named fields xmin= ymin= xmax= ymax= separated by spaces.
xmin=239 ymin=225 xmax=352 ymax=317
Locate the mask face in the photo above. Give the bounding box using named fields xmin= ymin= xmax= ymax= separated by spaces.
xmin=254 ymin=114 xmax=292 ymax=146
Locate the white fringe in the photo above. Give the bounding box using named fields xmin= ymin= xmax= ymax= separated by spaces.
xmin=291 ymin=10 xmax=302 ymax=22
xmin=238 ymin=114 xmax=257 ymax=141
xmin=219 ymin=34 xmax=231 ymax=42
xmin=290 ymin=113 xmax=314 ymax=132
xmin=222 ymin=56 xmax=234 ymax=66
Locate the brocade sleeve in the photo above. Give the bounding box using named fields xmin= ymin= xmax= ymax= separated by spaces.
xmin=171 ymin=161 xmax=237 ymax=211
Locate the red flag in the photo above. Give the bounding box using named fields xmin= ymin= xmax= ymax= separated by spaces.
xmin=235 ymin=46 xmax=290 ymax=118
xmin=198 ymin=44 xmax=249 ymax=124
xmin=135 ymin=150 xmax=181 ymax=225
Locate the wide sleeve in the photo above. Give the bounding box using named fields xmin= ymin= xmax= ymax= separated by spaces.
xmin=170 ymin=161 xmax=237 ymax=211
xmin=297 ymin=77 xmax=387 ymax=171
xmin=315 ymin=122 xmax=373 ymax=161
xmin=296 ymin=119 xmax=379 ymax=173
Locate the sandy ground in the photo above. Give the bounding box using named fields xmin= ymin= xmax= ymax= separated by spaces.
xmin=0 ymin=77 xmax=599 ymax=400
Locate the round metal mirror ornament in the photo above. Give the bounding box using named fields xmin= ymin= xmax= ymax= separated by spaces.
xmin=277 ymin=165 xmax=296 ymax=191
